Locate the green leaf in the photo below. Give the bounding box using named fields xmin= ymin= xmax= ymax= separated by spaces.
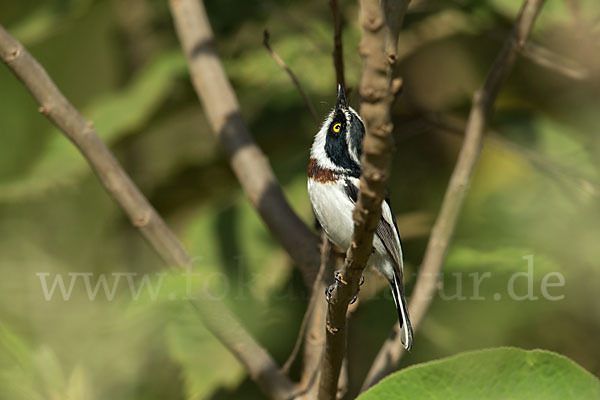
xmin=358 ymin=348 xmax=600 ymax=400
xmin=0 ymin=51 xmax=187 ymax=202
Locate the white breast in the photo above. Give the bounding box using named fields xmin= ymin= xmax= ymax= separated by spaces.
xmin=307 ymin=178 xmax=355 ymax=250
xmin=307 ymin=177 xmax=401 ymax=281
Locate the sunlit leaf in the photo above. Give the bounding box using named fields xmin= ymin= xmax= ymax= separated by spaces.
xmin=358 ymin=348 xmax=600 ymax=400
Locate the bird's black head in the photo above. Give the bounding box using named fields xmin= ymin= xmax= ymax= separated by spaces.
xmin=311 ymin=85 xmax=364 ymax=177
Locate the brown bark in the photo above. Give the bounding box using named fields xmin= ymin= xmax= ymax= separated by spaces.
xmin=317 ymin=1 xmax=410 ymax=399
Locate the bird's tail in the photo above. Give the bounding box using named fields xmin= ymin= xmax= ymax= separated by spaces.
xmin=390 ymin=272 xmax=413 ymax=351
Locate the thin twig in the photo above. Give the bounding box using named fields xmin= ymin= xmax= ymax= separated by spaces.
xmin=168 ymin=0 xmax=321 ymax=287
xmin=329 ymin=0 xmax=346 ymax=91
xmin=317 ymin=1 xmax=410 ymax=399
xmin=282 ymin=232 xmax=330 ymax=374
xmin=296 ymin=248 xmax=341 ymax=400
xmin=489 ymin=30 xmax=589 ymax=80
xmin=263 ymin=29 xmax=319 ymax=125
xmin=519 ymin=40 xmax=588 ymax=80
xmin=360 ymin=0 xmax=546 ymax=391
xmin=0 ymin=24 xmax=295 ymax=400
xmin=297 ymin=299 xmax=327 ymax=399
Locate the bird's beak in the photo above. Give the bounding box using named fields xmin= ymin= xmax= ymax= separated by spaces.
xmin=336 ymin=84 xmax=348 ymax=109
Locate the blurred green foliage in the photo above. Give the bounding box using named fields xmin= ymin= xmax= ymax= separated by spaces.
xmin=0 ymin=0 xmax=599 ymax=399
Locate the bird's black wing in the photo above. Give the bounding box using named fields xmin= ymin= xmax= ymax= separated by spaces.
xmin=343 ymin=178 xmax=404 ymax=269
xmin=376 ymin=198 xmax=404 ymax=270
xmin=343 ymin=178 xmax=359 ymax=202
xmin=345 ymin=177 xmax=412 ymax=349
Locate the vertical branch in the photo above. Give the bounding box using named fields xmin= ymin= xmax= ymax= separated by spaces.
xmin=361 ymin=0 xmax=546 ymax=390
xmin=329 ymin=0 xmax=346 ymax=90
xmin=317 ymin=1 xmax=410 ymax=399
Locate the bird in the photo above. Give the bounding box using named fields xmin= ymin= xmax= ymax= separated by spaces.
xmin=307 ymin=84 xmax=413 ymax=350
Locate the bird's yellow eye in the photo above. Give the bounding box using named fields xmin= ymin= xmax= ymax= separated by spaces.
xmin=333 ymin=123 xmax=341 ymax=133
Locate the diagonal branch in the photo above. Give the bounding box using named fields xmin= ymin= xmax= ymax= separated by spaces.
xmin=317 ymin=1 xmax=410 ymax=399
xmin=263 ymin=29 xmax=319 ymax=125
xmin=361 ymin=0 xmax=546 ymax=391
xmin=0 ymin=25 xmax=295 ymax=400
xmin=190 ymin=298 xmax=296 ymax=399
xmin=0 ymin=26 xmax=189 ymax=270
xmin=168 ymin=0 xmax=320 ymax=287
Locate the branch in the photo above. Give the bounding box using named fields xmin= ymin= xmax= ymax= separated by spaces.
xmin=317 ymin=1 xmax=409 ymax=399
xmin=329 ymin=0 xmax=346 ymax=90
xmin=290 ymin=1 xmax=347 ymax=385
xmin=168 ymin=0 xmax=321 ymax=287
xmin=488 ymin=31 xmax=588 ymax=81
xmin=361 ymin=0 xmax=546 ymax=390
xmin=263 ymin=29 xmax=319 ymax=125
xmin=190 ymin=299 xmax=296 ymax=399
xmin=295 ymin=236 xmax=336 ymax=400
xmin=0 ymin=26 xmax=188 ymax=270
xmin=0 ymin=25 xmax=295 ymax=400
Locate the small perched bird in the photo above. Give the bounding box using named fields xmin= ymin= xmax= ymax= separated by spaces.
xmin=307 ymin=85 xmax=413 ymax=350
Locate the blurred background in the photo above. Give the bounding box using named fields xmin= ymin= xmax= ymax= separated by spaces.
xmin=0 ymin=0 xmax=599 ymax=399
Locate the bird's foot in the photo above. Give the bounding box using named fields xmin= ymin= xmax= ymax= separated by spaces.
xmin=350 ymin=275 xmax=364 ymax=304
xmin=326 ymin=271 xmax=346 ymax=304
xmin=325 ymin=284 xmax=336 ymax=304
xmin=326 ymin=271 xmax=363 ymax=304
